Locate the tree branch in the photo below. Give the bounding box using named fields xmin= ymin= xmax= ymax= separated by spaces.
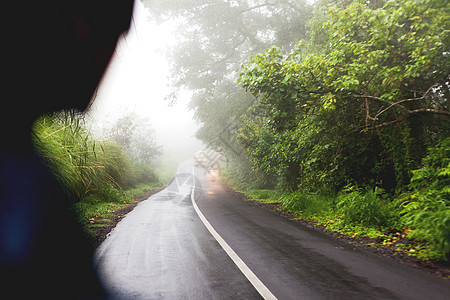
xmin=407 ymin=108 xmax=450 ymax=116
xmin=374 ymin=83 xmax=440 ymax=118
xmin=196 ymin=37 xmax=247 ymax=75
xmin=353 ymin=95 xmax=409 ymax=112
xmin=361 ymin=108 xmax=450 ymax=132
xmin=354 ymin=83 xmax=443 ymax=122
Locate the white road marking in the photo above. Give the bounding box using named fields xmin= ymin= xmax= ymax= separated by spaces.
xmin=191 ymin=167 xmax=278 ymax=300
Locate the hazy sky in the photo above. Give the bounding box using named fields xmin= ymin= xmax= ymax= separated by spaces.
xmin=88 ymin=1 xmax=204 ymax=164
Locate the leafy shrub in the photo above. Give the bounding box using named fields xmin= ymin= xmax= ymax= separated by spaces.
xmin=247 ymin=189 xmax=279 ymax=202
xmin=280 ymin=190 xmax=332 ymax=219
xmin=83 ymin=184 xmax=126 ymax=204
xmin=336 ymin=187 xmax=397 ymax=227
xmin=399 ymin=138 xmax=450 ymax=260
xmin=126 ymin=162 xmax=159 ymax=189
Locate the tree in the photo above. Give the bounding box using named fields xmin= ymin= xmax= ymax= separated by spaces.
xmin=238 ymin=0 xmax=450 ymax=191
xmin=106 ymin=113 xmax=162 ymax=165
xmin=142 ymin=0 xmax=312 ymax=154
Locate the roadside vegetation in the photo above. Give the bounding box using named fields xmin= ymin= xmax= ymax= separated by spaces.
xmin=234 ymin=0 xmax=449 ymax=262
xmin=146 ymin=0 xmax=449 ymax=262
xmin=32 ymin=110 xmax=163 ymax=237
xmin=223 ymin=138 xmax=449 ymax=262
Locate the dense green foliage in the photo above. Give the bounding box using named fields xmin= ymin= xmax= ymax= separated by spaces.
xmin=143 ymin=0 xmax=311 ymax=153
xmin=105 ymin=113 xmax=162 ymax=166
xmin=238 ymin=0 xmax=449 ymax=191
xmin=32 ymin=111 xmax=160 ymax=203
xmin=235 ymin=0 xmax=449 ymax=260
xmin=398 ymin=138 xmax=450 ymax=260
xmin=143 ymin=0 xmax=449 ymax=260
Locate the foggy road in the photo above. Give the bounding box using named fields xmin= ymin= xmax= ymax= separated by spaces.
xmin=95 ymin=160 xmax=450 ymax=299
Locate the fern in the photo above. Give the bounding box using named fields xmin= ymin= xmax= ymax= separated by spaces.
xmin=399 ymin=138 xmax=450 ymax=261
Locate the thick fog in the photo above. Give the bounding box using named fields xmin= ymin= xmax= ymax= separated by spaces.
xmin=88 ymin=1 xmax=204 ymax=178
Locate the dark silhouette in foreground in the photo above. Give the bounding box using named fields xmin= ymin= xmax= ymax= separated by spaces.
xmin=1 ymin=0 xmax=134 ymax=297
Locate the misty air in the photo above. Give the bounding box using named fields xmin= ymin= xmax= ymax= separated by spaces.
xmin=2 ymin=0 xmax=449 ymax=298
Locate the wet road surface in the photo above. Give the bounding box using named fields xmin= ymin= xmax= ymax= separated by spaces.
xmin=95 ymin=160 xmax=450 ymax=299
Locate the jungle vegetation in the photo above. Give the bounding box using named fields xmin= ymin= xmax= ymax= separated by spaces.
xmin=144 ymin=0 xmax=449 ymax=261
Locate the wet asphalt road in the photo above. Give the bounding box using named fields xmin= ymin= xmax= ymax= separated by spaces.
xmin=95 ymin=160 xmax=450 ymax=299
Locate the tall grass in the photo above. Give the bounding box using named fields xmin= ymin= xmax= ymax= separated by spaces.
xmin=335 ymin=187 xmax=397 ymax=227
xmin=32 ymin=111 xmax=158 ymax=201
xmin=33 ymin=111 xmax=124 ymax=199
xmin=280 ymin=190 xmax=332 ymax=219
xmin=274 ymin=184 xmax=448 ymax=261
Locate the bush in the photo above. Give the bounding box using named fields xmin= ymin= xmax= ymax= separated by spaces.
xmin=32 ymin=111 xmax=159 ymax=201
xmin=83 ymin=184 xmax=127 ymax=204
xmin=399 ymin=138 xmax=450 ymax=260
xmin=126 ymin=162 xmax=159 ymax=189
xmin=279 ymin=190 xmax=332 ymax=219
xmin=336 ymin=187 xmax=397 ymax=228
xmin=402 ymin=194 xmax=450 ymax=261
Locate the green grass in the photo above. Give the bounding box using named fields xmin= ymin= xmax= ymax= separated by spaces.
xmin=124 ymin=182 xmax=162 ymax=199
xmin=32 ymin=111 xmax=133 ymax=199
xmin=279 ymin=190 xmax=333 ymax=219
xmin=221 ymin=169 xmax=281 ymax=203
xmin=74 ymin=182 xmax=162 ymax=224
xmin=221 ymin=168 xmax=450 ymax=262
xmin=246 ymin=189 xmax=281 ymax=203
xmin=270 ymin=187 xmax=399 ymax=242
xmin=32 ymin=111 xmax=164 ymax=234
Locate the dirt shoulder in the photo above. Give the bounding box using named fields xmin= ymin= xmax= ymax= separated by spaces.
xmin=219 ymin=180 xmax=450 ymax=280
xmin=85 ymin=187 xmax=164 ymax=250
